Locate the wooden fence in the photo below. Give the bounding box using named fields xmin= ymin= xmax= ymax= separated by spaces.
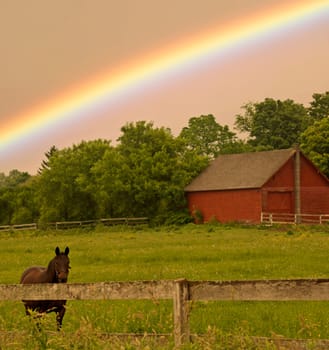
xmin=0 ymin=217 xmax=149 ymax=232
xmin=1 ymin=278 xmax=329 ymax=347
xmin=261 ymin=212 xmax=329 ymax=225
xmin=0 ymin=223 xmax=38 ymax=231
xmin=3 ymin=213 xmax=329 ymax=232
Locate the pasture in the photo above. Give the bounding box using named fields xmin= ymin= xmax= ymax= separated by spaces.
xmin=1 ymin=223 xmax=329 ymax=349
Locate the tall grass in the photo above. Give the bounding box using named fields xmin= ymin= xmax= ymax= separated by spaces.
xmin=1 ymin=223 xmax=329 ymax=348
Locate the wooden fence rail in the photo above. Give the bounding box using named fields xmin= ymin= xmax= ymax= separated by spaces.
xmin=0 ymin=217 xmax=149 ymax=231
xmin=261 ymin=212 xmax=329 ymax=225
xmin=1 ymin=279 xmax=329 ymax=347
xmin=0 ymin=223 xmax=37 ymax=231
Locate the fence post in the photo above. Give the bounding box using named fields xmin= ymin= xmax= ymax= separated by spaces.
xmin=173 ymin=278 xmax=190 ymax=347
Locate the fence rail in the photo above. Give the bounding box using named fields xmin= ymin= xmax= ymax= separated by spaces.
xmin=261 ymin=212 xmax=329 ymax=225
xmin=1 ymin=278 xmax=329 ymax=347
xmin=0 ymin=217 xmax=149 ymax=232
xmin=0 ymin=223 xmax=37 ymax=232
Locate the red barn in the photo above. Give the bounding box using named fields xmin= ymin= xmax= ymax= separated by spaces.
xmin=185 ymin=148 xmax=329 ymax=224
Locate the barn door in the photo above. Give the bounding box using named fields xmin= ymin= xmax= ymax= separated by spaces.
xmin=263 ymin=191 xmax=293 ymax=213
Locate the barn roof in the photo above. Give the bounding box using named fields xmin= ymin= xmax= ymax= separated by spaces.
xmin=185 ymin=148 xmax=296 ymax=192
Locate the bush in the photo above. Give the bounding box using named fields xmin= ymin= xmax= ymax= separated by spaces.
xmin=11 ymin=207 xmax=34 ymax=225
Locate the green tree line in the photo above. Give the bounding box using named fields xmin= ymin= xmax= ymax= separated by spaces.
xmin=1 ymin=92 xmax=328 ymax=225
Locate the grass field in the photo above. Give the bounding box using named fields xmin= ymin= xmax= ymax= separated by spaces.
xmin=1 ymin=223 xmax=329 ymax=349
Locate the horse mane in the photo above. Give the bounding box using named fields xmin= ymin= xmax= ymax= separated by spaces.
xmin=47 ymin=258 xmax=57 ymax=282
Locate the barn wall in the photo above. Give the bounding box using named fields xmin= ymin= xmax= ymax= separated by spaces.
xmin=187 ymin=189 xmax=262 ymax=223
xmin=262 ymin=157 xmax=295 ymax=213
xmin=300 ymin=155 xmax=328 ymax=186
xmin=262 ymin=155 xmax=329 ymax=214
xmin=264 ymin=157 xmax=295 ymax=188
xmin=299 ymin=155 xmax=329 ymax=213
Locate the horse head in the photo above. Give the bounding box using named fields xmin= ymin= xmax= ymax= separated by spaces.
xmin=53 ymin=246 xmax=70 ymax=283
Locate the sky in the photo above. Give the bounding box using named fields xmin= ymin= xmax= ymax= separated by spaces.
xmin=1 ymin=0 xmax=329 ymax=175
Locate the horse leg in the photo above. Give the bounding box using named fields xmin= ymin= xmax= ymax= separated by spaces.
xmin=56 ymin=306 xmax=66 ymax=330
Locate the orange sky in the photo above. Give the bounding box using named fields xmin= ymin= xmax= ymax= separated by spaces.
xmin=1 ymin=0 xmax=329 ymax=174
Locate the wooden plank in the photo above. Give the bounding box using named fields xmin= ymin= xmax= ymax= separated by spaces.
xmin=189 ymin=279 xmax=329 ymax=301
xmin=0 ymin=281 xmax=174 ymax=301
xmin=173 ymin=279 xmax=190 ymax=346
xmin=100 ymin=217 xmax=149 ymax=226
xmin=100 ymin=218 xmax=128 ymax=225
xmin=0 ymin=223 xmax=37 ymax=231
xmin=126 ymin=217 xmax=149 ymax=225
xmin=12 ymin=223 xmax=37 ymax=230
xmin=2 ymin=279 xmax=329 ymax=302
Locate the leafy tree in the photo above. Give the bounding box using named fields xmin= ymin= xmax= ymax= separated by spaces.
xmin=3 ymin=169 xmax=30 ymax=188
xmin=37 ymin=140 xmax=111 ymax=222
xmin=234 ymin=98 xmax=309 ymax=149
xmin=89 ymin=147 xmax=125 ymax=218
xmin=92 ymin=121 xmax=208 ymax=221
xmin=0 ymin=171 xmax=37 ymax=225
xmin=117 ymin=121 xmax=195 ymax=217
xmin=308 ymin=91 xmax=329 ymax=121
xmin=0 ymin=173 xmax=6 ymax=188
xmin=0 ymin=189 xmax=12 ymax=224
xmin=179 ymin=114 xmax=243 ymax=159
xmin=300 ymin=117 xmax=329 ymax=177
xmin=10 ymin=181 xmax=39 ymax=224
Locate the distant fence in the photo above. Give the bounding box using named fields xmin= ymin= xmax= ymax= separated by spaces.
xmin=0 ymin=223 xmax=37 ymax=231
xmin=1 ymin=278 xmax=329 ymax=347
xmin=261 ymin=212 xmax=329 ymax=225
xmin=3 ymin=213 xmax=329 ymax=231
xmin=0 ymin=217 xmax=149 ymax=232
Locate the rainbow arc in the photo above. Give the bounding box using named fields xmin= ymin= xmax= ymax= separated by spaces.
xmin=1 ymin=1 xmax=329 ymax=151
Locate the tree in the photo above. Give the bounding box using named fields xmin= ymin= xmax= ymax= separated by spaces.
xmin=0 ymin=189 xmax=12 ymax=224
xmin=38 ymin=145 xmax=58 ymax=174
xmin=37 ymin=140 xmax=111 ymax=222
xmin=0 ymin=171 xmax=37 ymax=225
xmin=10 ymin=181 xmax=39 ymax=224
xmin=179 ymin=114 xmax=243 ymax=159
xmin=300 ymin=117 xmax=329 ymax=177
xmin=0 ymin=173 xmax=6 ymax=188
xmin=308 ymin=91 xmax=329 ymax=121
xmin=3 ymin=169 xmax=30 ymax=187
xmin=117 ymin=121 xmax=197 ymax=217
xmin=92 ymin=121 xmax=208 ymax=221
xmin=234 ymin=98 xmax=309 ymax=149
xmin=88 ymin=147 xmax=125 ymax=218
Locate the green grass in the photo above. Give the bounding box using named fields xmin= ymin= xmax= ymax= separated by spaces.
xmin=1 ymin=223 xmax=329 ymax=349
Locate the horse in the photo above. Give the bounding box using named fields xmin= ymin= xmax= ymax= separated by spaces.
xmin=20 ymin=246 xmax=70 ymax=329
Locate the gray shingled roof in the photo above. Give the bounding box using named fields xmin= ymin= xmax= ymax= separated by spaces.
xmin=185 ymin=148 xmax=296 ymax=192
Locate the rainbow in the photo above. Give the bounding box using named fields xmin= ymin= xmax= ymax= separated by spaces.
xmin=1 ymin=1 xmax=329 ymax=151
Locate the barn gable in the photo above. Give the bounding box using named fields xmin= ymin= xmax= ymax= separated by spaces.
xmin=185 ymin=148 xmax=329 ymax=224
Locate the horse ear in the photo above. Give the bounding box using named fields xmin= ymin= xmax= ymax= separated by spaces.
xmin=55 ymin=247 xmax=60 ymax=255
xmin=65 ymin=247 xmax=70 ymax=255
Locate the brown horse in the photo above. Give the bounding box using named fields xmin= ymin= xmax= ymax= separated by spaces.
xmin=20 ymin=247 xmax=70 ymax=329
